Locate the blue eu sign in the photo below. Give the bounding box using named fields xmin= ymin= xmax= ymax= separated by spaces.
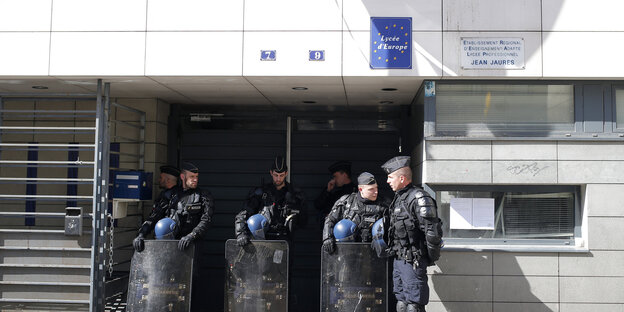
xmin=370 ymin=17 xmax=411 ymax=69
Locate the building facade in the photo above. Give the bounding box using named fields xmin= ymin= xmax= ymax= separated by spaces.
xmin=0 ymin=1 xmax=623 ymax=311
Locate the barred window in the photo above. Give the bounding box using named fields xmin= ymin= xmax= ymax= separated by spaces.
xmin=615 ymin=88 xmax=624 ymax=130
xmin=434 ymin=185 xmax=579 ymax=248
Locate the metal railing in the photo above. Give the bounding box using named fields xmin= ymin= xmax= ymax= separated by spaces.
xmin=0 ymin=85 xmax=100 ymax=310
xmin=0 ymin=79 xmax=147 ymax=311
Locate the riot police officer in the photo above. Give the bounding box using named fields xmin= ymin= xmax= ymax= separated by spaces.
xmin=322 ymin=172 xmax=388 ymax=253
xmin=314 ymin=160 xmax=356 ymax=223
xmin=133 ymin=165 xmax=181 ymax=252
xmin=174 ymin=162 xmax=215 ymax=251
xmin=234 ymin=156 xmax=305 ymax=245
xmin=381 ymin=156 xmax=443 ymax=312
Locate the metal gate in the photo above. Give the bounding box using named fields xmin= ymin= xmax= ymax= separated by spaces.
xmin=0 ymin=80 xmax=146 ymax=312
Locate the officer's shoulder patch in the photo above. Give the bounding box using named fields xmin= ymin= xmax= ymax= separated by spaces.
xmin=419 ymin=205 xmax=437 ymax=218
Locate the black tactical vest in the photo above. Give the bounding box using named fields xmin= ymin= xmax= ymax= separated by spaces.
xmin=389 ymin=185 xmax=428 ymax=263
xmin=173 ymin=188 xmax=211 ymax=237
xmin=339 ymin=193 xmax=385 ymax=242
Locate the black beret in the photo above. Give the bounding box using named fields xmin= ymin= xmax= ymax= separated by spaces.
xmin=159 ymin=165 xmax=180 ymax=177
xmin=181 ymin=161 xmax=199 ymax=173
xmin=328 ymin=160 xmax=351 ymax=174
xmin=271 ymin=156 xmax=288 ymax=173
xmin=381 ymin=156 xmax=410 ymax=174
xmin=357 ymin=172 xmax=376 ymax=185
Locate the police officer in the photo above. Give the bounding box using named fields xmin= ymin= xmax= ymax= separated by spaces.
xmin=234 ymin=156 xmax=305 ymax=245
xmin=174 ymin=162 xmax=215 ymax=251
xmin=314 ymin=161 xmax=357 ymax=223
xmin=322 ymin=172 xmax=388 ymax=253
xmin=381 ymin=156 xmax=443 ymax=312
xmin=133 ymin=165 xmax=181 ymax=252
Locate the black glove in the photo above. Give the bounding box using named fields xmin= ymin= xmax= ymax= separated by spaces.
xmin=322 ymin=238 xmax=335 ymax=254
xmin=133 ymin=233 xmax=145 ymax=252
xmin=178 ymin=234 xmax=195 ymax=251
xmin=236 ymin=234 xmax=250 ymax=246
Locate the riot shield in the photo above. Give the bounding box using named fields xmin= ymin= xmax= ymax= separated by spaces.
xmin=321 ymin=242 xmax=388 ymax=312
xmin=224 ymin=239 xmax=289 ymax=312
xmin=126 ymin=240 xmax=194 ymax=312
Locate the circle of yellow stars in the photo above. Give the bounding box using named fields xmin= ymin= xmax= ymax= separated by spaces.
xmin=372 ymin=24 xmax=409 ymax=62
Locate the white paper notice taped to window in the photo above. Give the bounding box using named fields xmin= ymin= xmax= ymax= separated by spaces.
xmin=450 ymin=198 xmax=473 ymax=229
xmin=472 ymin=198 xmax=495 ymax=229
xmin=450 ymin=198 xmax=495 ymax=230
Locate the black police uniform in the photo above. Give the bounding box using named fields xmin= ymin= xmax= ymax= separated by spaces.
xmin=322 ymin=192 xmax=387 ymax=244
xmin=136 ymin=184 xmax=181 ymax=238
xmin=314 ymin=161 xmax=357 ymax=220
xmin=133 ymin=165 xmax=181 ymax=252
xmin=161 ymin=162 xmax=216 ymax=252
xmin=234 ymin=181 xmax=305 ymax=242
xmin=231 ymin=157 xmax=304 ymax=311
xmin=322 ymin=172 xmax=388 ymax=253
xmin=382 ymin=156 xmax=443 ymax=312
xmin=173 ymin=186 xmax=215 ymax=240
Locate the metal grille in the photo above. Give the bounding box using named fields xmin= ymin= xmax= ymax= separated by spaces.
xmin=0 ymin=80 xmax=146 ymax=312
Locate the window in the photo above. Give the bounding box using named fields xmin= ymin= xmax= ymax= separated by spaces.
xmin=434 ymin=84 xmax=574 ymax=136
xmin=615 ymin=88 xmax=624 ymax=130
xmin=433 ymin=185 xmax=581 ymax=249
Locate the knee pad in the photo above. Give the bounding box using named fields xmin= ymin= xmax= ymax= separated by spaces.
xmin=407 ymin=303 xmax=426 ymax=312
xmin=396 ymin=301 xmax=408 ymax=312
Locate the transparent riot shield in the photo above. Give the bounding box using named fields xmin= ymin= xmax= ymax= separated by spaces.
xmin=224 ymin=239 xmax=289 ymax=312
xmin=321 ymin=242 xmax=388 ymax=312
xmin=126 ymin=240 xmax=194 ymax=312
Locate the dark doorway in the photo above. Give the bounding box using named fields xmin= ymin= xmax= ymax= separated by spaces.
xmin=172 ymin=107 xmax=403 ymax=312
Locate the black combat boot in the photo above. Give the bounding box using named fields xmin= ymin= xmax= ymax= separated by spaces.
xmin=396 ymin=301 xmax=408 ymax=312
xmin=407 ymin=303 xmax=426 ymax=312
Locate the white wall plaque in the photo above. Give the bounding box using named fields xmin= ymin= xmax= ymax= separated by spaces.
xmin=461 ymin=37 xmax=525 ymax=70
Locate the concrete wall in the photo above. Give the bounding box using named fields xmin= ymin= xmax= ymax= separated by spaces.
xmin=1 ymin=0 xmax=624 ymax=78
xmin=112 ymin=98 xmax=170 ymax=183
xmin=418 ymin=140 xmax=624 ymax=311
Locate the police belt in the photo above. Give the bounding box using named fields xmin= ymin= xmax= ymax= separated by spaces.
xmin=395 ymin=246 xmax=422 ymax=263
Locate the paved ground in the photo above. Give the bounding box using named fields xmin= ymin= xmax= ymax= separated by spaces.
xmin=105 ymin=296 xmax=127 ymax=312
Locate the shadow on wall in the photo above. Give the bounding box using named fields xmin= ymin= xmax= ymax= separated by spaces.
xmin=430 ymin=252 xmax=555 ymax=312
xmin=355 ymin=0 xmax=566 ymax=79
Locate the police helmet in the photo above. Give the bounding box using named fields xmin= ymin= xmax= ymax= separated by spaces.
xmin=154 ymin=217 xmax=177 ymax=239
xmin=333 ymin=219 xmax=357 ymax=242
xmin=247 ymin=214 xmax=268 ymax=239
xmin=371 ymin=218 xmax=388 ymax=249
